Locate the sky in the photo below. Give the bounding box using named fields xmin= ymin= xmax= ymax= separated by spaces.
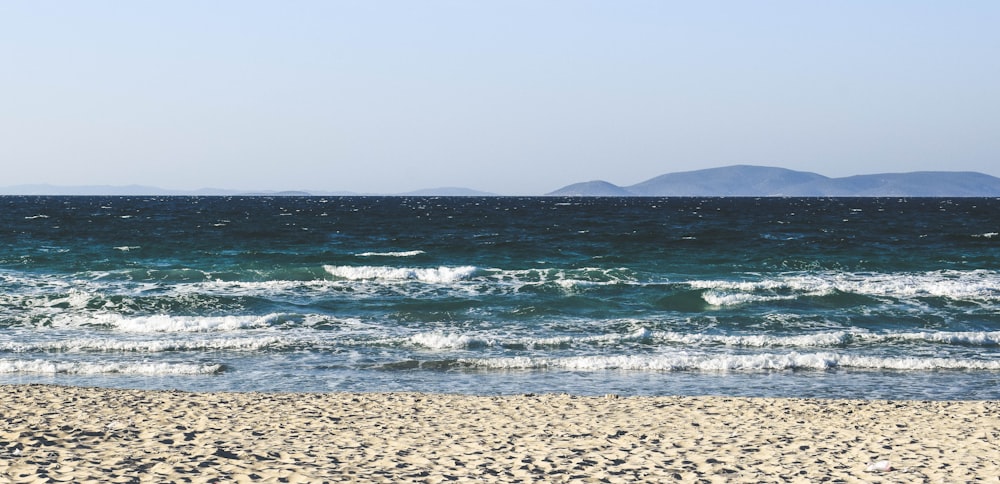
xmin=2 ymin=1 xmax=998 ymax=195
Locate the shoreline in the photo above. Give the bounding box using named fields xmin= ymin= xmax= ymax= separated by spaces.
xmin=1 ymin=384 xmax=997 ymax=482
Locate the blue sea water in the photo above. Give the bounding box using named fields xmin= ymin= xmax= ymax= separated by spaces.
xmin=2 ymin=196 xmax=999 ymax=400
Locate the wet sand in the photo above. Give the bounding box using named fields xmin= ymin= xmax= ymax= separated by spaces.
xmin=1 ymin=385 xmax=997 ymax=482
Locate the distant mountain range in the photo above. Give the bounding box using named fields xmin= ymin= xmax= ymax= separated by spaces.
xmin=0 ymin=185 xmax=332 ymax=196
xmin=546 ymin=165 xmax=1000 ymax=197
xmin=4 ymin=166 xmax=999 ymax=197
xmin=0 ymin=185 xmax=498 ymax=197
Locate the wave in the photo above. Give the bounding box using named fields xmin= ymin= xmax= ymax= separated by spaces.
xmin=0 ymin=336 xmax=287 ymax=353
xmin=62 ymin=313 xmax=288 ymax=333
xmin=323 ymin=265 xmax=477 ymax=283
xmin=494 ymin=267 xmax=640 ymax=284
xmin=372 ymin=328 xmax=1000 ymax=351
xmin=9 ymin=326 xmax=990 ymax=356
xmin=652 ymin=330 xmax=1000 ymax=348
xmin=457 ymin=352 xmax=1000 ymax=372
xmin=700 ymin=291 xmax=802 ymax=307
xmin=636 ymin=329 xmax=852 ymax=348
xmin=691 ymin=270 xmax=1000 ymax=305
xmin=355 ymin=250 xmax=426 ymax=257
xmin=408 ymin=331 xmax=493 ymax=350
xmin=5 ymin=266 xmax=1000 ymax=318
xmin=0 ymin=358 xmax=223 ymax=375
xmin=0 ymin=267 xmax=647 ymax=312
xmin=881 ymin=331 xmax=1000 ymax=346
xmin=14 ymin=263 xmax=992 ymax=291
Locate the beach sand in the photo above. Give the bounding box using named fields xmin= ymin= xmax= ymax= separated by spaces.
xmin=0 ymin=385 xmax=997 ymax=482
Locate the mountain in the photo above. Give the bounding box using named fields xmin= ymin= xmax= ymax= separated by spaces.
xmin=0 ymin=184 xmax=186 ymax=196
xmin=0 ymin=184 xmax=495 ymax=196
xmin=626 ymin=165 xmax=828 ymax=196
xmin=0 ymin=184 xmax=280 ymax=196
xmin=782 ymin=172 xmax=1000 ymax=197
xmin=0 ymin=185 xmax=358 ymax=196
xmin=6 ymin=167 xmax=999 ymax=197
xmin=546 ymin=165 xmax=1000 ymax=197
xmin=545 ymin=180 xmax=633 ymax=197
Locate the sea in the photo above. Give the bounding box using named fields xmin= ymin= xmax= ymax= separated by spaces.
xmin=2 ymin=196 xmax=999 ymax=400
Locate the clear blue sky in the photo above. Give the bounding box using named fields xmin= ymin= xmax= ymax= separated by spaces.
xmin=2 ymin=1 xmax=998 ymax=194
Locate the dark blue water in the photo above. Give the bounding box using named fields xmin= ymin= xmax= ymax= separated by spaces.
xmin=2 ymin=196 xmax=999 ymax=399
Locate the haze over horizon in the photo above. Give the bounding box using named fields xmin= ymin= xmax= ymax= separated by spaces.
xmin=3 ymin=1 xmax=998 ymax=194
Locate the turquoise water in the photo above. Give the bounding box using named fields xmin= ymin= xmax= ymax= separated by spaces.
xmin=2 ymin=196 xmax=999 ymax=399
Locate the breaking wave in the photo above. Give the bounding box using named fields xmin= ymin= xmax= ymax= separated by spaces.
xmin=323 ymin=265 xmax=478 ymax=283
xmin=0 ymin=359 xmax=223 ymax=375
xmin=355 ymin=250 xmax=426 ymax=257
xmin=458 ymin=352 xmax=1000 ymax=372
xmin=61 ymin=313 xmax=289 ymax=333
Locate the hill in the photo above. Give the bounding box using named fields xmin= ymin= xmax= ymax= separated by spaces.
xmin=546 ymin=165 xmax=1000 ymax=197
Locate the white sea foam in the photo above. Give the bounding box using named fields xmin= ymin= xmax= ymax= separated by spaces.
xmin=646 ymin=330 xmax=855 ymax=348
xmin=691 ymin=270 xmax=1000 ymax=303
xmin=555 ymin=279 xmax=593 ymax=290
xmin=34 ymin=265 xmax=993 ymax=309
xmin=15 ymin=265 xmax=644 ymax=303
xmin=323 ymin=265 xmax=477 ymax=283
xmin=355 ymin=250 xmax=426 ymax=257
xmin=700 ymin=291 xmax=798 ymax=306
xmin=458 ymin=352 xmax=1000 ymax=372
xmin=885 ymin=331 xmax=1000 ymax=346
xmin=510 ymin=328 xmax=1000 ymax=350
xmin=0 ymin=336 xmax=286 ymax=353
xmin=409 ymin=332 xmax=492 ymax=350
xmin=60 ymin=313 xmax=287 ymax=333
xmin=488 ymin=267 xmax=640 ymax=292
xmin=0 ymin=359 xmax=223 ymax=375
xmin=497 ymin=329 xmax=647 ymax=349
xmin=657 ymin=330 xmax=998 ymax=348
xmin=43 ymin=289 xmax=97 ymax=310
xmin=363 ymin=328 xmax=856 ymax=351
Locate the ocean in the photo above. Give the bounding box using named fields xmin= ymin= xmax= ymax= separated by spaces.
xmin=2 ymin=196 xmax=998 ymax=400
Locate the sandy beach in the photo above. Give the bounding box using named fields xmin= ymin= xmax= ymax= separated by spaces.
xmin=0 ymin=385 xmax=997 ymax=482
